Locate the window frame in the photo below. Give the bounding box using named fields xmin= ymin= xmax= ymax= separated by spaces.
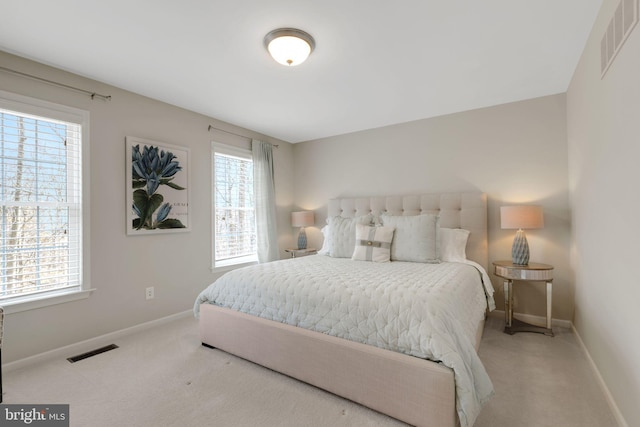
xmin=211 ymin=142 xmax=258 ymax=271
xmin=0 ymin=90 xmax=92 ymax=314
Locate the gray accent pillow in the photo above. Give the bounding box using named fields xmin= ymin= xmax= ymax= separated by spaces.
xmin=381 ymin=214 xmax=440 ymax=262
xmin=328 ymin=214 xmax=373 ymax=258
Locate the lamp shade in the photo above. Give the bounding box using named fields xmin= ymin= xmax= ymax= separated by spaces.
xmin=291 ymin=211 xmax=315 ymax=227
xmin=500 ymin=205 xmax=544 ymax=230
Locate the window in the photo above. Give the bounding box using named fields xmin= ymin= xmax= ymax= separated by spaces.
xmin=212 ymin=143 xmax=257 ymax=269
xmin=0 ymin=91 xmax=89 ymax=312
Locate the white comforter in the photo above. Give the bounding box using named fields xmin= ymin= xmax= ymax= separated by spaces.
xmin=194 ymin=256 xmax=495 ymax=427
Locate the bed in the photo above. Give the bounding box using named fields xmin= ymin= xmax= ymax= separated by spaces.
xmin=195 ymin=192 xmax=495 ymax=427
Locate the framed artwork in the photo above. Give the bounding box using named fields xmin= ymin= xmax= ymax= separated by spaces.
xmin=126 ymin=136 xmax=191 ymax=235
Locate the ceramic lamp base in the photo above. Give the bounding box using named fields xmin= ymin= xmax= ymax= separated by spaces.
xmin=297 ymin=227 xmax=307 ymax=249
xmin=511 ymin=229 xmax=530 ymax=265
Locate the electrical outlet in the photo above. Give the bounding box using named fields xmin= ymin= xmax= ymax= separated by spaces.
xmin=145 ymin=286 xmax=155 ymax=300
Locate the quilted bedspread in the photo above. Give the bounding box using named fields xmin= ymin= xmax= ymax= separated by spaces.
xmin=194 ymin=256 xmax=495 ymax=427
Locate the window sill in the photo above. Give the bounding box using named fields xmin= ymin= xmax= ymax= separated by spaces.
xmin=1 ymin=288 xmax=96 ymax=314
xmin=212 ymin=255 xmax=258 ymax=273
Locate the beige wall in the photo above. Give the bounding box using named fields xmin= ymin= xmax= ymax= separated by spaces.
xmin=293 ymin=93 xmax=572 ymax=320
xmin=567 ymin=0 xmax=640 ymax=424
xmin=0 ymin=51 xmax=295 ymax=362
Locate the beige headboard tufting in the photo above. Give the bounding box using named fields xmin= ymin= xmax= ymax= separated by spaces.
xmin=328 ymin=192 xmax=488 ymax=271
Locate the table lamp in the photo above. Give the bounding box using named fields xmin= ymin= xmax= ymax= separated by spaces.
xmin=500 ymin=205 xmax=544 ymax=265
xmin=291 ymin=211 xmax=314 ymax=249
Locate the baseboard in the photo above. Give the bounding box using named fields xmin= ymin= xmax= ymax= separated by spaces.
xmin=571 ymin=324 xmax=629 ymax=427
xmin=489 ymin=310 xmax=572 ymax=329
xmin=3 ymin=310 xmax=192 ymax=372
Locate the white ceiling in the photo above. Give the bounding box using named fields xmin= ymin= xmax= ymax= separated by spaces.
xmin=0 ymin=0 xmax=602 ymax=143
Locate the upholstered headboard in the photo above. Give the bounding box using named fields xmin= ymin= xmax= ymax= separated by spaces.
xmin=327 ymin=192 xmax=488 ymax=271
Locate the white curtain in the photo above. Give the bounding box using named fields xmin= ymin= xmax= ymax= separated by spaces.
xmin=252 ymin=139 xmax=279 ymax=262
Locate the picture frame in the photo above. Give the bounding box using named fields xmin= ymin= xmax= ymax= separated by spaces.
xmin=125 ymin=136 xmax=191 ymax=235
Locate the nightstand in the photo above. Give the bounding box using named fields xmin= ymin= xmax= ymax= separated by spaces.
xmin=285 ymin=248 xmax=317 ymax=258
xmin=493 ymin=260 xmax=554 ymax=336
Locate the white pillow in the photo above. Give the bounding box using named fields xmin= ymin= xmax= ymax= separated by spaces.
xmin=328 ymin=214 xmax=373 ymax=258
xmin=439 ymin=227 xmax=470 ymax=262
xmin=381 ymin=214 xmax=439 ymax=262
xmin=352 ymin=224 xmax=395 ymax=263
xmin=318 ymin=225 xmax=331 ymax=256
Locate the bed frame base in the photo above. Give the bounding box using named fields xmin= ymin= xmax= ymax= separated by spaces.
xmin=200 ymin=304 xmax=459 ymax=427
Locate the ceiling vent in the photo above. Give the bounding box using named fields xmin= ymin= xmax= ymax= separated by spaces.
xmin=601 ymin=0 xmax=638 ymax=77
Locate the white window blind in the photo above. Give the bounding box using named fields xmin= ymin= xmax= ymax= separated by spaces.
xmin=0 ymin=106 xmax=82 ymax=302
xmin=212 ymin=144 xmax=257 ymax=268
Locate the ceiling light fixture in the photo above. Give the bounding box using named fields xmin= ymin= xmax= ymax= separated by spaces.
xmin=264 ymin=28 xmax=315 ymax=66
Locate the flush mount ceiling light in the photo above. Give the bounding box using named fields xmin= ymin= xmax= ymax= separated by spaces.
xmin=264 ymin=28 xmax=315 ymax=66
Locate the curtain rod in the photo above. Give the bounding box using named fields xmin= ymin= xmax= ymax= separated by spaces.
xmin=207 ymin=124 xmax=279 ymax=148
xmin=0 ymin=66 xmax=112 ymax=101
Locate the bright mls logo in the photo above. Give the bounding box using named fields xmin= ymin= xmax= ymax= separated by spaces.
xmin=1 ymin=405 xmax=69 ymax=426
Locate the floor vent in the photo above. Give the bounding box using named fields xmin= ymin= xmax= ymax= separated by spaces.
xmin=601 ymin=0 xmax=638 ymax=77
xmin=67 ymin=344 xmax=119 ymax=363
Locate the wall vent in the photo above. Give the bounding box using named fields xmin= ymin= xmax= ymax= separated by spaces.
xmin=601 ymin=0 xmax=638 ymax=77
xmin=67 ymin=344 xmax=119 ymax=363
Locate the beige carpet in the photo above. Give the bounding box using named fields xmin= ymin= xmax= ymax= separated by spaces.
xmin=2 ymin=313 xmax=619 ymax=426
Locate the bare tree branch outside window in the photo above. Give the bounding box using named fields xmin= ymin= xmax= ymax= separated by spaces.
xmin=0 ymin=109 xmax=81 ymax=300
